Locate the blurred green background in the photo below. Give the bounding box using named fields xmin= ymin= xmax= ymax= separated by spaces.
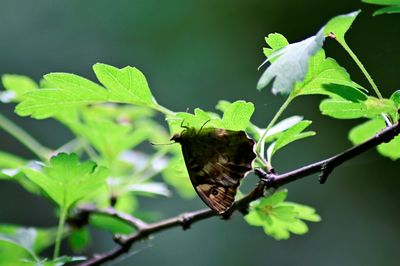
xmin=1 ymin=0 xmax=400 ymax=265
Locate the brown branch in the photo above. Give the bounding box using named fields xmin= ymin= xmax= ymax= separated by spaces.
xmin=260 ymin=121 xmax=400 ymax=186
xmin=78 ymin=122 xmax=400 ymax=266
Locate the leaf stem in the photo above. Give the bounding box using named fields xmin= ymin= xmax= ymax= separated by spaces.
xmin=53 ymin=206 xmax=68 ymax=259
xmin=0 ymin=112 xmax=51 ymax=160
xmin=256 ymin=94 xmax=295 ymax=168
xmin=152 ymin=104 xmax=175 ymax=116
xmin=338 ymin=40 xmax=383 ymax=99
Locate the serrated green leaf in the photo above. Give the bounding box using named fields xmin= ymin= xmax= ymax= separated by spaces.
xmin=268 ymin=120 xmax=315 ymax=161
xmin=93 ymin=63 xmax=157 ymax=107
xmin=320 ymin=99 xmax=367 ymax=119
xmin=167 ymin=108 xmax=222 ymax=134
xmin=15 ymin=73 xmax=109 ymax=119
xmin=263 ymin=33 xmax=289 ymax=58
xmin=1 ymin=74 xmax=38 ymax=102
xmin=257 ymin=28 xmax=325 ymax=94
xmin=23 ymin=153 xmax=108 ymax=209
xmin=68 ymin=115 xmax=151 ymax=163
xmin=324 ymin=11 xmax=360 ymax=44
xmin=245 ymin=190 xmax=320 ymax=240
xmin=220 ymin=101 xmax=254 ymax=131
xmin=68 ymin=228 xmax=90 ymax=252
xmin=280 ymin=202 xmax=321 ymax=222
xmin=255 ymin=189 xmax=288 ymax=207
xmin=294 ymin=50 xmax=360 ymax=97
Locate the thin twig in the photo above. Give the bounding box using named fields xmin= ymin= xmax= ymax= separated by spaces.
xmin=77 ymin=205 xmax=148 ymax=230
xmin=78 ymin=122 xmax=400 ymax=266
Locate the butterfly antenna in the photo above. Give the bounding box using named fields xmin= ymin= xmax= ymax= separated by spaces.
xmin=180 ymin=120 xmax=189 ymax=130
xmin=198 ymin=119 xmax=212 ymax=135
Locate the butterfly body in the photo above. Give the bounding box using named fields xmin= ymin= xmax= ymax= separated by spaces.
xmin=171 ymin=127 xmax=256 ymax=214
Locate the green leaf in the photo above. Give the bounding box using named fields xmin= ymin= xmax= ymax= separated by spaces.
xmin=15 ymin=73 xmax=109 ymax=119
xmin=363 ymin=0 xmax=400 ymax=4
xmin=23 ymin=153 xmax=108 ymax=209
xmin=220 ymin=101 xmax=255 ymax=131
xmin=320 ymin=99 xmax=367 ymax=119
xmin=320 ymin=84 xmax=367 ymax=101
xmin=320 ymin=96 xmax=396 ymax=119
xmin=349 ymin=119 xmax=400 ymax=160
xmin=1 ymin=74 xmax=38 ymax=102
xmin=377 ymin=135 xmax=400 ymax=160
xmin=268 ymin=120 xmax=315 ymax=161
xmin=390 ymin=90 xmax=400 ymax=108
xmin=294 ymin=50 xmax=360 ymax=97
xmin=373 ymin=5 xmax=400 ymax=15
xmin=257 ymin=28 xmax=325 ymax=94
xmin=263 ymin=33 xmax=289 ymax=58
xmin=258 ymin=11 xmax=361 ymax=95
xmin=348 ymin=119 xmax=385 ymax=145
xmin=167 ymin=108 xmax=221 ymax=134
xmin=0 ymin=225 xmax=55 ymax=262
xmin=258 ymin=190 xmax=288 ymax=206
xmin=168 ymin=100 xmax=254 ymax=134
xmin=324 ymin=11 xmax=360 ymax=44
xmin=0 ymin=151 xmax=26 ymax=169
xmin=93 ymin=63 xmax=157 ymax=107
xmin=363 ymin=0 xmax=400 ymax=15
xmin=0 ymin=227 xmax=37 ymax=260
xmin=245 ymin=190 xmax=321 ymax=240
xmin=66 ymin=111 xmax=152 ymax=163
xmin=68 ymin=228 xmax=90 ymax=252
xmin=364 ymin=97 xmax=397 ymax=117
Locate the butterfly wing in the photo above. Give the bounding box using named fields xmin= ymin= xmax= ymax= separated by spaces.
xmin=178 ymin=128 xmax=256 ymax=213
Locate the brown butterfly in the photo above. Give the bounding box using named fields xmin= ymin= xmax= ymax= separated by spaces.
xmin=171 ymin=127 xmax=256 ymax=214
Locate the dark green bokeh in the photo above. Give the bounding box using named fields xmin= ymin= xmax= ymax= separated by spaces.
xmin=1 ymin=0 xmax=400 ymax=265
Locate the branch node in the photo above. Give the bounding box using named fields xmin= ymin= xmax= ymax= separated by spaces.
xmin=319 ymin=162 xmax=333 ymax=184
xmin=254 ymin=168 xmax=277 ymax=188
xmin=113 ymin=234 xmax=127 ymax=246
xmin=178 ymin=214 xmax=192 ymax=230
